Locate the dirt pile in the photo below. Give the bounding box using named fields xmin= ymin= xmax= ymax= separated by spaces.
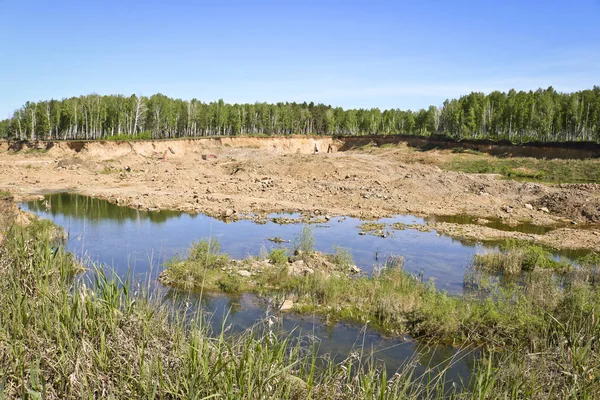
xmin=1 ymin=138 xmax=599 ymax=251
xmin=535 ymin=186 xmax=600 ymax=223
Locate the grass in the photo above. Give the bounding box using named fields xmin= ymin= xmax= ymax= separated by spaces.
xmin=4 ymin=212 xmax=600 ymax=397
xmin=103 ymin=131 xmax=153 ymax=141
xmin=159 ymin=233 xmax=599 ymax=350
xmin=441 ymin=153 xmax=600 ymax=184
xmin=157 ymin=232 xmax=600 ymax=396
xmin=472 ymin=240 xmax=572 ymax=276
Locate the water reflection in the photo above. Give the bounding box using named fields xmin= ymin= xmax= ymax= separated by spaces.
xmin=22 ymin=193 xmax=494 ymax=384
xmin=24 ymin=193 xmax=495 ymax=293
xmin=165 ymin=290 xmax=479 ymax=383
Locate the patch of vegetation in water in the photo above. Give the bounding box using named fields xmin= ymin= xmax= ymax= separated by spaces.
xmin=5 ymin=205 xmax=600 ymax=396
xmin=441 ymin=155 xmax=600 ymax=184
xmin=426 ymin=214 xmax=557 ymax=235
xmin=159 ymin=231 xmax=600 ymax=351
xmin=472 ymin=240 xmax=572 ymax=276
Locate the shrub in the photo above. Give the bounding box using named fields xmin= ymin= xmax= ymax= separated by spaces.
xmin=218 ymin=274 xmax=242 ymax=293
xmin=269 ymin=248 xmax=289 ymax=266
xmin=331 ymin=245 xmax=354 ymax=268
xmin=189 ymin=239 xmax=229 ymax=269
xmin=293 ymin=226 xmax=315 ymax=255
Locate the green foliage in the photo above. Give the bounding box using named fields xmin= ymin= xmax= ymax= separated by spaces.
xmin=474 ymin=240 xmax=571 ymax=275
xmin=577 ymin=252 xmax=600 ymax=268
xmin=331 ymin=245 xmax=354 ymax=268
xmin=293 ymin=225 xmax=315 ymax=255
xmin=104 ymin=130 xmax=152 ymax=141
xmin=443 ymin=155 xmax=600 ymax=183
xmin=4 ymin=86 xmax=600 ymax=142
xmin=188 ymin=238 xmax=229 ymax=269
xmin=217 ymin=274 xmax=242 ymax=293
xmin=268 ymin=248 xmax=289 ymax=266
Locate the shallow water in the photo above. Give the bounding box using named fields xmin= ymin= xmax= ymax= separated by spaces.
xmin=27 ymin=192 xmax=572 ymax=381
xmin=24 ymin=193 xmax=497 ymax=293
xmin=166 ymin=291 xmax=479 ymax=381
xmin=425 ymin=214 xmax=556 ymax=235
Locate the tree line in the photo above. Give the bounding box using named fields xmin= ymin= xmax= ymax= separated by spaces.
xmin=1 ymin=86 xmax=599 ymax=143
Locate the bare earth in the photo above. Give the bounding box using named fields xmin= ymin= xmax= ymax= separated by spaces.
xmin=1 ymin=138 xmax=599 ymax=252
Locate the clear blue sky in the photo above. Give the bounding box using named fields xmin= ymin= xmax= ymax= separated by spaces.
xmin=1 ymin=0 xmax=599 ymax=117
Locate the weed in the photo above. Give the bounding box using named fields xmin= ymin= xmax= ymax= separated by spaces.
xmin=331 ymin=245 xmax=354 ymax=268
xmin=269 ymin=248 xmax=289 ymax=266
xmin=188 ymin=238 xmax=229 ymax=268
xmin=293 ymin=225 xmax=315 ymax=255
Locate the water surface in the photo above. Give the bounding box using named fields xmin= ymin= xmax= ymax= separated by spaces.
xmin=24 ymin=193 xmax=495 ymax=293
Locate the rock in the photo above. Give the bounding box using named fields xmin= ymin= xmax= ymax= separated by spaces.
xmin=540 ymin=207 xmax=550 ymax=213
xmin=124 ymin=166 xmax=131 ymax=172
xmin=288 ymin=260 xmax=314 ymax=276
xmin=268 ymin=236 xmax=288 ymax=243
xmin=223 ymin=208 xmax=235 ymax=217
xmin=502 ymin=205 xmax=513 ymax=213
xmin=349 ymin=265 xmax=361 ymax=274
xmin=237 ymin=270 xmax=252 ymax=277
xmin=524 ymin=203 xmax=534 ymax=210
xmin=280 ymin=299 xmax=294 ymax=311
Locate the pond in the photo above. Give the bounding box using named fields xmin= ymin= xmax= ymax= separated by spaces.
xmin=23 ymin=193 xmax=498 ymax=293
xmin=28 ymin=192 xmax=566 ymax=382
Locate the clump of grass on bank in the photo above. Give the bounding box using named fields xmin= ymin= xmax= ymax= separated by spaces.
xmin=441 ymin=153 xmax=600 ymax=183
xmin=159 ymin=233 xmax=595 ymax=350
xmin=473 ymin=240 xmax=571 ymax=275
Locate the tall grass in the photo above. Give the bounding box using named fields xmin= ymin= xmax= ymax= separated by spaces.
xmin=3 ymin=216 xmax=600 ymax=398
xmin=0 ymin=219 xmax=469 ymax=399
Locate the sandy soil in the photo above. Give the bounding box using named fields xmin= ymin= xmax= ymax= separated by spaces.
xmin=1 ymin=138 xmax=599 ymax=252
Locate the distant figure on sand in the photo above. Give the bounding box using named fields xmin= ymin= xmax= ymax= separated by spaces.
xmin=314 ymin=144 xmax=319 ymax=154
xmin=327 ymin=143 xmax=333 ymax=153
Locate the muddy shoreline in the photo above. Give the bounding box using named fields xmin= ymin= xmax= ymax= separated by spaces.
xmin=2 ymin=138 xmax=599 ymax=253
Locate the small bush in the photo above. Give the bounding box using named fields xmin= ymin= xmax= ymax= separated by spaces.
xmin=218 ymin=275 xmax=242 ymax=293
xmin=293 ymin=225 xmax=315 ymax=255
xmin=189 ymin=239 xmax=229 ymax=269
xmin=268 ymin=248 xmax=289 ymax=266
xmin=331 ymin=245 xmax=354 ymax=268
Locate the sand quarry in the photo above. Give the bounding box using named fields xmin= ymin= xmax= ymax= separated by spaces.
xmin=1 ymin=137 xmax=599 ymax=252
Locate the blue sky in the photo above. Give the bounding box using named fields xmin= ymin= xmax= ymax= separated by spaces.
xmin=1 ymin=0 xmax=599 ymax=117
